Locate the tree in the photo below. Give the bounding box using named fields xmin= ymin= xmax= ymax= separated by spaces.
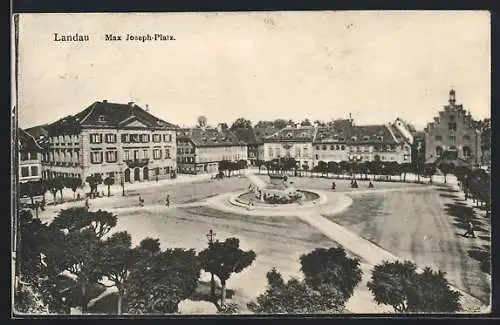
xmin=100 ymin=231 xmax=144 ymax=314
xmin=314 ymin=120 xmax=326 ymax=127
xmin=197 ymin=115 xmax=208 ymax=128
xmin=300 ymin=118 xmax=312 ymax=127
xmin=299 ymin=247 xmax=362 ymax=302
xmin=86 ymin=174 xmax=102 ymax=198
xmin=438 ymin=162 xmax=454 ymax=184
xmin=139 ymin=237 xmax=161 ymax=257
xmin=88 ymin=210 xmax=118 ymax=240
xmin=65 ymin=178 xmax=83 ymax=200
xmin=55 ymin=176 xmax=66 ymax=202
xmin=51 ymin=207 xmax=93 ymax=233
xmin=317 ymin=161 xmax=328 ymax=177
xmin=20 ymin=180 xmax=45 ymax=205
xmin=423 ymin=163 xmax=437 ymax=184
xmin=400 ymin=163 xmax=412 ymax=182
xmin=125 ymin=248 xmax=200 ymax=314
xmin=103 ymin=176 xmax=115 ymax=197
xmin=273 ymin=119 xmax=288 ymax=130
xmin=44 ymin=229 xmax=104 ymax=313
xmin=327 ymin=161 xmax=338 ymax=178
xmin=247 ymin=268 xmax=345 ymax=314
xmin=198 ymin=237 xmax=256 ymax=307
xmin=367 ymin=260 xmax=462 ymax=313
xmin=47 ymin=178 xmax=63 ymax=204
xmin=256 ymin=160 xmax=265 ymax=173
xmin=230 ymin=118 xmax=252 ymax=130
xmin=237 ymin=159 xmax=248 ymax=173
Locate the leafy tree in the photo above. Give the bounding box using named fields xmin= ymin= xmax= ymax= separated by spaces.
xmin=256 ymin=160 xmax=265 ymax=173
xmin=55 ymin=176 xmax=66 ymax=202
xmin=317 ymin=161 xmax=328 ymax=177
xmin=314 ymin=119 xmax=326 ymax=127
xmin=300 ymin=247 xmax=362 ymax=302
xmin=230 ymin=118 xmax=252 ymax=130
xmin=125 ymin=248 xmax=200 ymax=314
xmin=86 ymin=174 xmax=102 ymax=198
xmin=247 ymin=268 xmax=345 ymax=314
xmin=400 ymin=163 xmax=412 ymax=182
xmin=237 ymin=159 xmax=248 ymax=173
xmin=139 ymin=237 xmax=161 ymax=257
xmin=327 ymin=161 xmax=338 ymax=177
xmin=65 ymin=177 xmax=83 ymax=200
xmin=51 ymin=207 xmax=93 ymax=233
xmin=47 ymin=178 xmax=64 ymax=204
xmin=198 ymin=237 xmax=256 ymax=307
xmin=88 ymin=210 xmax=117 ymax=239
xmin=367 ymin=260 xmax=462 ymax=313
xmin=20 ymin=180 xmax=45 ymax=205
xmin=100 ymin=231 xmax=144 ymax=314
xmin=438 ymin=162 xmax=454 ymax=184
xmin=103 ymin=176 xmax=115 ymax=197
xmin=44 ymin=229 xmax=104 ymax=313
xmin=273 ymin=119 xmax=288 ymax=130
xmin=300 ymin=118 xmax=312 ymax=127
xmin=197 ymin=115 xmax=208 ymax=128
xmin=424 ymin=163 xmax=437 ymax=183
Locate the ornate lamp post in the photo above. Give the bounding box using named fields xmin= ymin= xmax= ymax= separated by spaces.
xmin=206 ymin=229 xmax=217 ymax=300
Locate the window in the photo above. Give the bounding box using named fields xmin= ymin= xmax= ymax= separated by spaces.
xmin=436 ymin=146 xmax=443 ymax=157
xmin=162 ymin=134 xmax=172 ymax=142
xmin=121 ymin=134 xmax=130 ymax=143
xmin=448 ymin=122 xmax=457 ymax=131
xmin=141 ymin=134 xmax=150 ymax=143
xmin=165 ymin=148 xmax=171 ymax=159
xmin=435 ymin=135 xmax=442 ymax=141
xmin=315 ymin=145 xmax=320 ymax=150
xmin=124 ymin=150 xmax=130 ymax=160
xmin=322 ymin=145 xmax=327 ymax=150
xmin=153 ymin=134 xmax=161 ymax=143
xmin=341 ymin=145 xmax=345 ymax=150
xmin=91 ymin=152 xmax=103 ymax=164
xmin=404 ymin=154 xmax=409 ymax=161
xmin=105 ymin=134 xmax=116 ymax=143
xmin=268 ymin=147 xmax=273 ymax=158
xmin=143 ymin=149 xmax=149 ymax=159
xmin=106 ymin=151 xmax=117 ymax=163
xmin=21 ymin=167 xmax=29 ymax=177
xmin=463 ymin=135 xmax=471 ymax=141
xmin=296 ymin=147 xmax=301 ymax=157
xmin=133 ymin=150 xmax=139 ymax=160
xmin=315 ymin=154 xmax=319 ymax=160
xmin=98 ymin=115 xmax=105 ymax=122
xmin=153 ymin=149 xmax=162 ymax=159
xmin=330 ymin=145 xmax=334 ymax=150
xmin=463 ymin=146 xmax=471 ymax=158
xmin=130 ymin=134 xmax=139 ymax=143
xmin=448 ymin=135 xmax=456 ymax=142
xmin=90 ymin=133 xmax=102 ymax=143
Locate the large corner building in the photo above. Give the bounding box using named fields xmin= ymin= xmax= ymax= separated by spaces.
xmin=40 ymin=101 xmax=177 ymax=183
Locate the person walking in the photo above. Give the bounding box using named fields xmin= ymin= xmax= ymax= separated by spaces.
xmin=463 ymin=219 xmax=476 ymax=238
xmin=331 ymin=181 xmax=336 ymax=191
xmin=139 ymin=195 xmax=144 ymax=207
xmin=85 ymin=198 xmax=89 ymax=209
xmin=165 ymin=194 xmax=170 ymax=207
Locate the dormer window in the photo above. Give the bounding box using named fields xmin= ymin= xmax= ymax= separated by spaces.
xmin=363 ymin=136 xmax=370 ymax=141
xmin=98 ymin=115 xmax=105 ymax=123
xmin=351 ymin=136 xmax=357 ymax=142
xmin=377 ymin=136 xmax=383 ymax=141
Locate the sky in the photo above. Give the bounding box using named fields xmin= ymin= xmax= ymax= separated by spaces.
xmin=15 ymin=11 xmax=490 ymax=130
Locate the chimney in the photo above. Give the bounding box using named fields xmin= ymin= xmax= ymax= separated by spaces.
xmin=145 ymin=104 xmax=149 ymax=112
xmin=102 ymin=100 xmax=108 ymax=103
xmin=128 ymin=102 xmax=135 ymax=107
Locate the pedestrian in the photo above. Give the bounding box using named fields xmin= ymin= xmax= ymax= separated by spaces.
xmin=331 ymin=181 xmax=336 ymax=191
xmin=463 ymin=219 xmax=476 ymax=238
xmin=368 ymin=181 xmax=374 ymax=188
xmin=139 ymin=195 xmax=144 ymax=207
xmin=165 ymin=194 xmax=170 ymax=207
xmin=85 ymin=198 xmax=89 ymax=209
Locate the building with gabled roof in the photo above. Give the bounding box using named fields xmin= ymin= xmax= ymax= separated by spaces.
xmin=18 ymin=128 xmax=43 ymax=183
xmin=176 ymin=125 xmax=247 ymax=174
xmin=41 ymin=100 xmax=177 ymax=183
xmin=262 ymin=126 xmax=316 ymax=168
xmin=424 ymin=89 xmax=482 ymax=166
xmin=312 ymin=122 xmax=412 ymax=164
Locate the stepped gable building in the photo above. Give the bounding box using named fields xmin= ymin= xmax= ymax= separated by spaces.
xmin=176 ymin=124 xmax=247 ymax=174
xmin=231 ymin=127 xmax=261 ymax=165
xmin=313 ymin=119 xmax=412 ymax=164
xmin=262 ymin=126 xmax=316 ymax=168
xmin=18 ymin=128 xmax=43 ymax=183
xmin=42 ymin=100 xmax=177 ymax=183
xmin=424 ymin=89 xmax=482 ymax=166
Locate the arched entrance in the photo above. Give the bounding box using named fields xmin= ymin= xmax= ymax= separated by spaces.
xmin=134 ymin=168 xmax=141 ymax=181
xmin=124 ymin=168 xmax=131 ymax=183
xmin=143 ymin=167 xmax=149 ymax=180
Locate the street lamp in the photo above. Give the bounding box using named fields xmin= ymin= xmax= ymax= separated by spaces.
xmin=206 ymin=229 xmax=217 ymax=300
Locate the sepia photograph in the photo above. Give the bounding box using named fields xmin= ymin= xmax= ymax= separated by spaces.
xmin=12 ymin=11 xmax=491 ymax=316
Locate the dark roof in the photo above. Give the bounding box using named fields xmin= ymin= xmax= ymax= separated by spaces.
xmin=313 ymin=124 xmax=400 ymax=144
xmin=48 ymin=101 xmax=176 ymax=135
xmin=231 ymin=127 xmax=259 ymax=145
xmin=264 ymin=126 xmax=316 ymax=143
xmin=254 ymin=126 xmax=278 ymax=142
xmin=176 ymin=127 xmax=246 ymax=147
xmin=25 ymin=124 xmax=49 ymax=139
xmin=19 ymin=128 xmax=42 ymax=151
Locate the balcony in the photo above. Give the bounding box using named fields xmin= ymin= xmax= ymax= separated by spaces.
xmin=124 ymin=158 xmax=150 ymax=168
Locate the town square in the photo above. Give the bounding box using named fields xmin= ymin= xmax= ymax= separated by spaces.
xmin=13 ymin=12 xmax=491 ymax=315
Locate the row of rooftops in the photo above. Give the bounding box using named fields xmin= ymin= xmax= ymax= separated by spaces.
xmin=21 ymin=99 xmax=454 ymax=150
